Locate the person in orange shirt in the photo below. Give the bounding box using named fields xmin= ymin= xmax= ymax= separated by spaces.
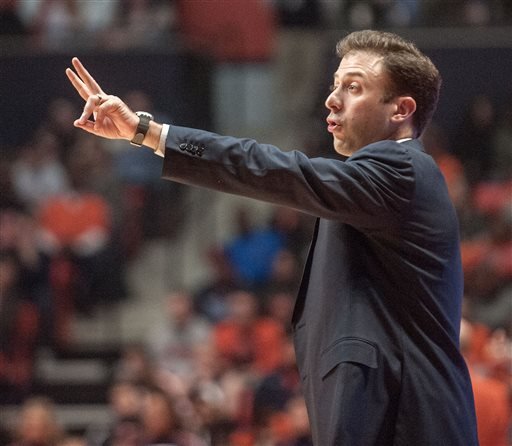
xmin=460 ymin=318 xmax=511 ymax=446
xmin=214 ymin=289 xmax=286 ymax=376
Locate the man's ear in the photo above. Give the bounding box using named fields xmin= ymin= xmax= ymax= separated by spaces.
xmin=391 ymin=96 xmax=416 ymax=124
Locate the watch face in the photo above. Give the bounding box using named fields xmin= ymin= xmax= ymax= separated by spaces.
xmin=136 ymin=111 xmax=154 ymax=120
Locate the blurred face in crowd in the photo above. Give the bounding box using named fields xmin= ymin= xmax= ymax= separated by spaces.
xmin=228 ymin=290 xmax=258 ymax=325
xmin=166 ymin=292 xmax=193 ymax=326
xmin=17 ymin=399 xmax=60 ymax=445
xmin=109 ymin=381 xmax=142 ymax=418
xmin=325 ymin=51 xmax=414 ymax=156
xmin=141 ymin=391 xmax=177 ymax=440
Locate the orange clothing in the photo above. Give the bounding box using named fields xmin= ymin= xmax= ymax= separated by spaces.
xmin=214 ymin=318 xmax=285 ymax=374
xmin=465 ymin=323 xmax=492 ymax=366
xmin=473 ymin=180 xmax=512 ymax=215
xmin=470 ymin=369 xmax=511 ymax=446
xmin=38 ymin=192 xmax=110 ymax=246
xmin=461 ymin=239 xmax=512 ymax=279
xmin=436 ymin=154 xmax=464 ymax=187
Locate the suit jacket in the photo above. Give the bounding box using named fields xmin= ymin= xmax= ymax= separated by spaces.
xmin=161 ymin=125 xmax=479 ymax=445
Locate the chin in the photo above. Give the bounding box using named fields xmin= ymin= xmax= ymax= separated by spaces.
xmin=333 ymin=142 xmax=352 ymax=157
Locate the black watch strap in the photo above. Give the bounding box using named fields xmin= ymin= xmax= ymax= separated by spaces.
xmin=130 ymin=111 xmax=153 ymax=147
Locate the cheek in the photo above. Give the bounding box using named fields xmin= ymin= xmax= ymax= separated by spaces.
xmin=353 ymin=102 xmax=388 ymax=129
xmin=345 ymin=100 xmax=368 ymax=125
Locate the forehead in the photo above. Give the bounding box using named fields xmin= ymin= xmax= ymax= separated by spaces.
xmin=334 ymin=51 xmax=385 ymax=79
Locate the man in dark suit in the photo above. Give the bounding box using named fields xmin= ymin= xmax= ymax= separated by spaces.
xmin=67 ymin=30 xmax=479 ymax=445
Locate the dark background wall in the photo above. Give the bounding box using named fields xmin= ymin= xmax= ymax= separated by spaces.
xmin=0 ymin=50 xmax=213 ymax=148
xmin=428 ymin=47 xmax=512 ymax=137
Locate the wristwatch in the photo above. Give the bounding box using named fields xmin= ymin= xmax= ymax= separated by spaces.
xmin=130 ymin=111 xmax=154 ymax=147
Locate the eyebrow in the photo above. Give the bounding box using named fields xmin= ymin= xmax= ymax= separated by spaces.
xmin=333 ymin=71 xmax=366 ymax=81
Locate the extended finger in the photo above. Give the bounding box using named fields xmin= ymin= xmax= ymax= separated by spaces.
xmin=72 ymin=57 xmax=104 ymax=95
xmin=66 ymin=67 xmax=90 ymax=101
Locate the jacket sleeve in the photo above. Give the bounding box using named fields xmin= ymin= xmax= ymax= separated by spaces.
xmin=162 ymin=125 xmax=415 ymax=230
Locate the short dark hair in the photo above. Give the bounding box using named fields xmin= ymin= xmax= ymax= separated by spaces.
xmin=336 ymin=30 xmax=441 ymax=137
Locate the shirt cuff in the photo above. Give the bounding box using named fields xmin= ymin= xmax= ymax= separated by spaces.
xmin=155 ymin=123 xmax=170 ymax=158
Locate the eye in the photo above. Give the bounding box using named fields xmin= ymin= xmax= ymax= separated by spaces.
xmin=329 ymin=84 xmax=338 ymax=92
xmin=347 ymin=83 xmax=358 ymax=91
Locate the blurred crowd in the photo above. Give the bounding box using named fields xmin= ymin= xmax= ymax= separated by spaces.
xmin=0 ymin=1 xmax=511 ymax=445
xmin=0 ymin=101 xmax=316 ymax=443
xmin=1 ymin=0 xmax=511 ymax=54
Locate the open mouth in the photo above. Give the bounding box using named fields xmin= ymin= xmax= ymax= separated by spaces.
xmin=327 ymin=118 xmax=341 ymax=133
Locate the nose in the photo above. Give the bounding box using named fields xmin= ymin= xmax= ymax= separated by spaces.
xmin=325 ymin=88 xmax=341 ymax=112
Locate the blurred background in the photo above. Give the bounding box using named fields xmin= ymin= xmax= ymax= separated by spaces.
xmin=0 ymin=1 xmax=511 ymax=445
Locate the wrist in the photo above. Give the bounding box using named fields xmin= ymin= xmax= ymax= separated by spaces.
xmin=143 ymin=121 xmax=163 ymax=152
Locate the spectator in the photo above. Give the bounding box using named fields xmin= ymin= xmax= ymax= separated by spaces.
xmin=460 ymin=318 xmax=511 ymax=446
xmin=140 ymin=386 xmax=207 ymax=446
xmin=261 ymin=249 xmax=302 ymax=299
xmin=214 ymin=289 xmax=286 ymax=375
xmin=36 ymin=139 xmax=125 ymax=316
xmin=263 ymin=289 xmax=296 ymax=335
xmin=0 ymin=205 xmax=53 ymax=345
xmin=100 ymin=0 xmax=174 ymax=50
xmin=189 ymin=380 xmax=236 ymax=446
xmin=17 ymin=0 xmax=82 ymax=49
xmin=461 ymin=201 xmax=512 ymax=330
xmin=253 ymin=336 xmax=302 ymax=427
xmin=145 ymin=290 xmax=211 ymax=385
xmin=0 ymin=251 xmax=40 ymax=403
xmin=337 ymin=0 xmax=420 ymax=28
xmin=270 ymin=395 xmax=313 ymax=446
xmin=483 ymin=327 xmax=512 ymax=383
xmin=86 ymin=379 xmax=144 ymax=446
xmin=65 ymin=134 xmax=122 ymax=221
xmin=224 ymin=207 xmax=285 ymax=288
xmin=113 ymin=344 xmax=156 ymax=387
xmin=7 ymin=396 xmax=63 ymax=446
xmin=11 ymin=129 xmax=69 ymax=211
xmin=463 ymin=0 xmax=492 ymax=26
xmin=194 ymin=246 xmax=241 ymax=323
xmin=16 ymin=0 xmax=118 ymax=50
